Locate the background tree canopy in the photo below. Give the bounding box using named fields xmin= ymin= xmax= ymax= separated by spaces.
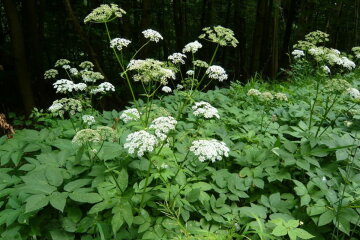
xmin=0 ymin=0 xmax=359 ymax=114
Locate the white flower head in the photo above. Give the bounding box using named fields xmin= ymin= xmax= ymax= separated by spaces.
xmin=321 ymin=65 xmax=331 ymax=74
xmin=124 ymin=130 xmax=158 ymax=157
xmin=247 ymin=89 xmax=261 ymax=96
xmin=110 ymin=38 xmax=131 ymax=51
xmin=70 ymin=68 xmax=79 ymax=76
xmin=74 ymin=83 xmax=87 ymax=91
xmin=348 ymin=88 xmax=360 ymax=99
xmin=72 ymin=129 xmax=101 ymax=145
xmin=81 ymin=71 xmax=104 ymax=83
xmin=48 ymin=98 xmax=82 ymax=117
xmin=149 ymin=116 xmax=177 ymax=140
xmin=340 ymin=57 xmax=356 ymax=70
xmin=54 ymin=59 xmax=70 ymax=67
xmin=90 ymin=82 xmax=115 ymax=94
xmin=190 ymin=139 xmax=230 ymax=162
xmin=274 ymin=92 xmax=288 ymax=101
xmin=176 ymin=84 xmax=184 ymax=90
xmin=44 ymin=69 xmax=58 ymax=79
xmin=120 ymin=108 xmax=140 ymax=123
xmin=291 ymin=49 xmax=305 ymax=59
xmin=206 ymin=65 xmax=228 ymax=82
xmin=182 ymin=41 xmax=202 ymax=54
xmin=79 ymin=61 xmax=94 ymax=70
xmin=62 ymin=65 xmax=71 ymax=70
xmin=142 ymin=29 xmax=163 ymax=42
xmin=168 ymin=53 xmax=186 ymax=64
xmin=261 ymin=92 xmax=274 ymax=101
xmin=186 ymin=70 xmax=194 ymax=76
xmin=82 ymin=115 xmax=96 ymax=125
xmin=53 ymin=79 xmax=75 ymax=93
xmin=192 ymin=101 xmax=220 ymax=119
xmin=162 ymin=86 xmax=172 ymax=93
xmin=84 ymin=4 xmax=126 ymax=23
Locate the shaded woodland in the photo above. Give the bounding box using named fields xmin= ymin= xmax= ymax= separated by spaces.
xmin=1 ymin=0 xmax=360 ymax=114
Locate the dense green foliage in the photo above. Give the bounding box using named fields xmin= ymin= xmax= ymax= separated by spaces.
xmin=1 ymin=73 xmax=360 ymax=239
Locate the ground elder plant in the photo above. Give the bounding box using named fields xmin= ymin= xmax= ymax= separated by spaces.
xmin=1 ymin=3 xmax=360 ymax=240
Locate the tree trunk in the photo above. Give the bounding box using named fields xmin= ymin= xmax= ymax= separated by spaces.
xmin=173 ymin=0 xmax=184 ymax=51
xmin=3 ymin=0 xmax=35 ymax=114
xmin=251 ymin=0 xmax=267 ymax=74
xmin=63 ymin=0 xmax=106 ymax=78
xmin=270 ymin=0 xmax=281 ymax=79
xmin=233 ymin=0 xmax=247 ymax=80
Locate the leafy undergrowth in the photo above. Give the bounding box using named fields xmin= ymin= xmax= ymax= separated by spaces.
xmin=1 ymin=75 xmax=360 ymax=240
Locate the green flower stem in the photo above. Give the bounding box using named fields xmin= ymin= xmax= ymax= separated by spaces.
xmin=104 ymin=23 xmax=139 ymax=110
xmin=130 ymin=41 xmax=150 ymax=62
xmin=315 ymin=93 xmax=339 ymax=137
xmin=196 ymin=44 xmax=219 ymax=89
xmin=308 ymin=79 xmax=320 ymax=132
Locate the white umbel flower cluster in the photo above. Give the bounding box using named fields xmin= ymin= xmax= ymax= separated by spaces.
xmin=182 ymin=41 xmax=202 ymax=53
xmin=192 ymin=101 xmax=220 ymax=119
xmin=274 ymin=92 xmax=288 ymax=101
xmin=348 ymin=88 xmax=360 ymax=100
xmin=48 ymin=98 xmax=82 ymax=117
xmin=190 ymin=139 xmax=230 ymax=162
xmin=81 ymin=71 xmax=104 ymax=83
xmin=110 ymin=38 xmax=131 ymax=51
xmin=322 ymin=65 xmax=331 ymax=74
xmin=261 ymin=92 xmax=274 ymax=101
xmin=44 ymin=69 xmax=58 ymax=79
xmin=168 ymin=53 xmax=186 ymax=64
xmin=72 ymin=129 xmax=101 ymax=145
xmin=90 ymin=82 xmax=115 ymax=94
xmin=124 ymin=130 xmax=158 ymax=157
xmin=206 ymin=65 xmax=228 ymax=82
xmin=149 ymin=116 xmax=177 ymax=140
xmin=84 ymin=4 xmax=126 ymax=23
xmin=247 ymin=89 xmax=261 ymax=96
xmin=186 ymin=70 xmax=194 ymax=76
xmin=53 ymin=79 xmax=87 ymax=93
xmin=120 ymin=108 xmax=140 ymax=123
xmin=82 ymin=115 xmax=96 ymax=125
xmin=142 ymin=29 xmax=163 ymax=42
xmin=341 ymin=57 xmax=356 ymax=70
xmin=291 ymin=49 xmax=305 ymax=59
xmin=162 ymin=86 xmax=172 ymax=93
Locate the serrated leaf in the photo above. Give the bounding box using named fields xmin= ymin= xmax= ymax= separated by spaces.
xmin=293 ymin=228 xmax=315 ymax=239
xmin=117 ymin=168 xmax=128 ymax=192
xmin=46 ymin=167 xmax=63 ymax=187
xmin=111 ymin=212 xmax=124 ymax=233
xmin=187 ymin=188 xmax=200 ymax=203
xmin=272 ymin=225 xmax=287 ymax=236
xmin=64 ymin=179 xmax=92 ymax=192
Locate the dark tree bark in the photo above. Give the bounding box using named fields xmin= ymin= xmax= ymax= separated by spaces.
xmin=251 ymin=0 xmax=268 ymax=74
xmin=270 ymin=0 xmax=281 ymax=79
xmin=63 ymin=0 xmax=106 ymax=77
xmin=3 ymin=0 xmax=35 ymax=114
xmin=173 ymin=0 xmax=184 ymax=51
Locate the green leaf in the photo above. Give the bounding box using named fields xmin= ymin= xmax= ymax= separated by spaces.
xmin=50 ymin=230 xmax=74 ymax=240
xmin=50 ymin=192 xmax=68 ymax=212
xmin=175 ymin=170 xmax=186 ymax=185
xmin=293 ymin=228 xmax=315 ymax=239
xmin=25 ymin=194 xmax=49 ymax=213
xmin=191 ymin=182 xmax=212 ymax=191
xmin=186 ymin=188 xmax=200 ymax=203
xmin=69 ymin=191 xmax=102 ymax=203
xmin=111 ymin=212 xmax=124 ymax=233
xmin=64 ymin=179 xmax=92 ymax=192
xmin=46 ymin=167 xmax=63 ymax=187
xmin=272 ymin=225 xmax=287 ymax=236
xmin=116 ymin=168 xmax=128 ymax=192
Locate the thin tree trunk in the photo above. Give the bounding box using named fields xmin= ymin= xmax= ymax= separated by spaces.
xmin=3 ymin=0 xmax=35 ymax=114
xmin=251 ymin=0 xmax=267 ymax=74
xmin=173 ymin=0 xmax=184 ymax=51
xmin=63 ymin=0 xmax=106 ymax=77
xmin=233 ymin=0 xmax=247 ymax=80
xmin=270 ymin=0 xmax=280 ymax=79
xmin=356 ymin=0 xmax=360 ymax=44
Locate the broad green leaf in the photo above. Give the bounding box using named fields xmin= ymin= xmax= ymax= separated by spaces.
xmin=187 ymin=188 xmax=200 ymax=203
xmin=272 ymin=225 xmax=287 ymax=236
xmin=116 ymin=168 xmax=128 ymax=192
xmin=46 ymin=167 xmax=63 ymax=187
xmin=69 ymin=191 xmax=102 ymax=203
xmin=25 ymin=194 xmax=49 ymax=213
xmin=64 ymin=179 xmax=92 ymax=192
xmin=50 ymin=192 xmax=68 ymax=212
xmin=293 ymin=228 xmax=315 ymax=239
xmin=111 ymin=212 xmax=124 ymax=233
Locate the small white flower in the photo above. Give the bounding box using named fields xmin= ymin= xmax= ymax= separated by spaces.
xmin=340 ymin=57 xmax=356 ymax=70
xmin=44 ymin=69 xmax=58 ymax=79
xmin=160 ymin=163 xmax=169 ymax=169
xmin=81 ymin=71 xmax=104 ymax=83
xmin=149 ymin=116 xmax=177 ymax=140
xmin=291 ymin=49 xmax=305 ymax=59
xmin=247 ymin=89 xmax=261 ymax=96
xmin=110 ymin=38 xmax=131 ymax=51
xmin=62 ymin=64 xmax=71 ymax=70
xmin=274 ymin=92 xmax=288 ymax=101
xmin=82 ymin=115 xmax=96 ymax=125
xmin=348 ymin=88 xmax=360 ymax=99
xmin=168 ymin=53 xmax=186 ymax=64
xmin=192 ymin=101 xmax=220 ymax=119
xmin=206 ymin=65 xmax=228 ymax=82
xmin=186 ymin=70 xmax=194 ymax=76
xmin=261 ymin=92 xmax=274 ymax=101
xmin=190 ymin=139 xmax=229 ymax=162
xmin=120 ymin=108 xmax=140 ymax=123
xmin=90 ymin=82 xmax=115 ymax=94
xmin=53 ymin=79 xmax=75 ymax=93
xmin=142 ymin=29 xmax=163 ymax=42
xmin=70 ymin=68 xmax=79 ymax=75
xmin=176 ymin=84 xmax=184 ymax=90
xmin=74 ymin=83 xmax=87 ymax=91
xmin=321 ymin=65 xmax=331 ymax=74
xmin=182 ymin=41 xmax=202 ymax=53
xmin=162 ymin=86 xmax=172 ymax=93
xmin=344 ymin=121 xmax=353 ymax=127
xmin=72 ymin=129 xmax=101 ymax=145
xmin=124 ymin=130 xmax=158 ymax=157
xmin=322 ymin=176 xmax=327 ymax=182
